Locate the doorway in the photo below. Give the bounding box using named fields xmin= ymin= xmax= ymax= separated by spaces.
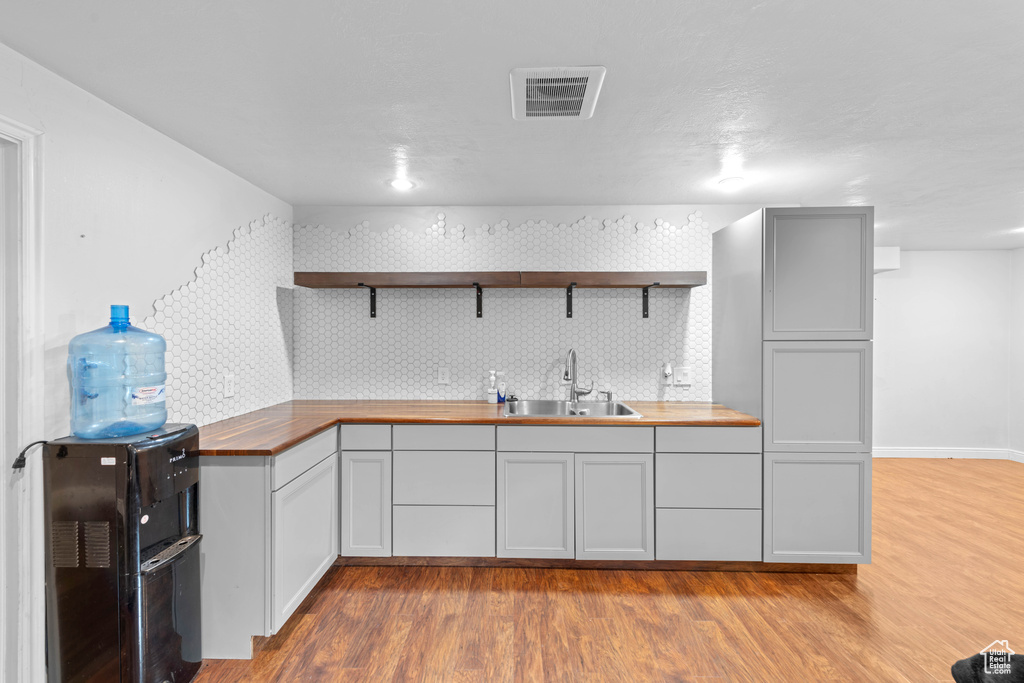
xmin=0 ymin=117 xmax=45 ymax=683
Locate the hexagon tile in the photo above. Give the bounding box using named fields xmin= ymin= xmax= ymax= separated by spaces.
xmin=143 ymin=214 xmax=294 ymax=426
xmin=294 ymin=211 xmax=713 ymax=402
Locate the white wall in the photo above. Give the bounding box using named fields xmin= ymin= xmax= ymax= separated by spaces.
xmin=874 ymin=251 xmax=1011 ymax=455
xmin=0 ymin=41 xmax=292 ymax=437
xmin=1010 ymin=249 xmax=1024 ymax=457
xmin=0 ymin=41 xmax=293 ymax=681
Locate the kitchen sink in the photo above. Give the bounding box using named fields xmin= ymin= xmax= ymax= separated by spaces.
xmin=503 ymin=400 xmax=642 ymax=418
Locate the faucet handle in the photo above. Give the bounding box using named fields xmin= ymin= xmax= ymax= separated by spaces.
xmin=597 ymin=389 xmax=614 ymax=402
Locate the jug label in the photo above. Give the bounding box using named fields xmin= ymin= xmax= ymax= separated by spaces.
xmin=131 ymin=385 xmax=166 ymax=405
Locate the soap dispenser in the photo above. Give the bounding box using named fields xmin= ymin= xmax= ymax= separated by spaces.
xmin=496 ymin=372 xmax=507 ymax=403
xmin=486 ymin=370 xmax=498 ymax=404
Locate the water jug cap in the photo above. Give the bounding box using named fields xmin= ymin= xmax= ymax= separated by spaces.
xmin=110 ymin=305 xmax=129 ymax=327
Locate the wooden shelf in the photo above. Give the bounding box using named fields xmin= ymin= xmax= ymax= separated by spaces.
xmin=293 ymin=270 xmax=707 ymax=318
xmin=519 ymin=271 xmax=707 ymax=288
xmin=294 ymin=271 xmax=520 ymax=288
xmin=294 ymin=271 xmax=706 ymax=289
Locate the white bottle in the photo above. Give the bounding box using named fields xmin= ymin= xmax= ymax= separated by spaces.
xmin=486 ymin=370 xmax=498 ymax=403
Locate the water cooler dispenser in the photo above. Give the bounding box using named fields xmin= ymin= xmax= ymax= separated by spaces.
xmin=43 ymin=424 xmax=202 ymax=683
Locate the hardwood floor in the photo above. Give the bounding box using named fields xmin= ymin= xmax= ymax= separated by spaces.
xmin=195 ymin=459 xmax=1024 ymax=682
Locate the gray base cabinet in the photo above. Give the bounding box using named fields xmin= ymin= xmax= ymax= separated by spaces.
xmin=496 ymin=452 xmax=574 ymax=559
xmin=340 ymin=451 xmax=391 ymax=557
xmin=271 ymin=453 xmax=338 ymax=633
xmin=391 ymin=425 xmax=497 ymax=557
xmin=654 ymin=426 xmax=763 ymax=562
xmin=200 ymin=426 xmax=339 ymax=659
xmin=764 ymin=452 xmax=871 ymax=563
xmin=575 ymin=452 xmax=654 ymax=560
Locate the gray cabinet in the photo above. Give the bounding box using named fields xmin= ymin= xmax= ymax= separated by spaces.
xmin=575 ymin=452 xmax=654 ymax=560
xmin=763 ymin=341 xmax=872 ymax=452
xmin=200 ymin=426 xmax=339 ymax=659
xmin=391 ymin=425 xmax=496 ymax=557
xmin=271 ymin=453 xmax=338 ymax=632
xmin=764 ymin=452 xmax=871 ymax=563
xmin=340 ymin=451 xmax=391 ymax=557
xmin=714 ymin=207 xmax=874 ymax=565
xmin=496 ymin=452 xmax=574 ymax=559
xmin=654 ymin=427 xmax=762 ymax=561
xmin=763 ymin=207 xmax=873 ymax=340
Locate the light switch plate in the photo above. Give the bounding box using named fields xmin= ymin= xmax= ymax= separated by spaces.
xmin=223 ymin=373 xmax=236 ymax=397
xmin=674 ymin=366 xmax=692 ymax=386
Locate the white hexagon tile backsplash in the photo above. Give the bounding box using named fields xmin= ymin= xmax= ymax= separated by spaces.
xmin=293 ymin=211 xmax=713 ymax=402
xmin=143 ymin=215 xmax=294 ymax=426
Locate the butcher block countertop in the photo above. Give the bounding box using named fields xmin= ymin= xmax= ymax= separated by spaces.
xmin=197 ymin=400 xmax=760 ymax=456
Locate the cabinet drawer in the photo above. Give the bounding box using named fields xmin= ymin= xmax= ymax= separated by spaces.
xmin=655 ymin=426 xmax=761 ymax=454
xmin=392 ymin=505 xmax=495 ymax=557
xmin=340 ymin=424 xmax=391 ymax=450
xmin=393 ymin=425 xmax=494 ymax=451
xmin=497 ymin=426 xmax=653 ymax=453
xmin=655 ymin=508 xmax=761 ymax=561
xmin=655 ymin=453 xmax=761 ymax=509
xmin=271 ymin=427 xmax=338 ymax=491
xmin=393 ymin=451 xmax=495 ymax=505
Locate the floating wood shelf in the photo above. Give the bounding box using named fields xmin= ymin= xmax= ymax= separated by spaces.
xmin=294 ymin=271 xmax=706 ymax=289
xmin=518 ymin=271 xmax=707 ymax=288
xmin=293 ymin=271 xmax=707 ymax=319
xmin=294 ymin=271 xmax=520 ymax=288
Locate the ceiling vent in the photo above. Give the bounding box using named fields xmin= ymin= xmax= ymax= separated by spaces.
xmin=510 ymin=66 xmax=607 ymax=120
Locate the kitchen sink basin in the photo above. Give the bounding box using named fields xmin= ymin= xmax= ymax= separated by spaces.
xmin=503 ymin=400 xmax=642 ymax=418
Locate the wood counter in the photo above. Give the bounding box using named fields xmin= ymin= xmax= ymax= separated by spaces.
xmin=198 ymin=400 xmax=760 ymax=456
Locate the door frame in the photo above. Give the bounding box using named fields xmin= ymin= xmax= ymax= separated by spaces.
xmin=0 ymin=113 xmax=45 ymax=683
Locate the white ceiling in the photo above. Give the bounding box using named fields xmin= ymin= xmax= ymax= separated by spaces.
xmin=2 ymin=1 xmax=1023 ymax=249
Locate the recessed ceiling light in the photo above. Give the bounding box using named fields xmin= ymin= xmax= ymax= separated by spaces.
xmin=389 ymin=178 xmax=415 ymax=191
xmin=717 ymin=176 xmax=745 ymax=191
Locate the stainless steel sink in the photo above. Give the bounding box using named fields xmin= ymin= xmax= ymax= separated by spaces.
xmin=503 ymin=400 xmax=642 ymax=418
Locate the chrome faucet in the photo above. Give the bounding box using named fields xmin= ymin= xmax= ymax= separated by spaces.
xmin=563 ymin=348 xmax=593 ymax=401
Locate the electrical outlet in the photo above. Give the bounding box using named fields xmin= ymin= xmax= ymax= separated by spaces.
xmin=223 ymin=373 xmax=236 ymax=398
xmin=674 ymin=366 xmax=693 ymax=386
xmin=437 ymin=367 xmax=451 ymax=385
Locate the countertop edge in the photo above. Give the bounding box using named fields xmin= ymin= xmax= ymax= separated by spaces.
xmin=197 ymin=402 xmax=761 ymax=457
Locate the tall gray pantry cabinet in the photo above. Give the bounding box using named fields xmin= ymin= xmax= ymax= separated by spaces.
xmin=713 ymin=207 xmax=873 ymax=563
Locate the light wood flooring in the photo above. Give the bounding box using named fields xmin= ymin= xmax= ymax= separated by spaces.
xmin=196 ymin=459 xmax=1024 ymax=682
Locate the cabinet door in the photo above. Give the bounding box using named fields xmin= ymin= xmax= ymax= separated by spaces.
xmin=271 ymin=453 xmax=337 ymax=633
xmin=763 ymin=207 xmax=873 ymax=340
xmin=340 ymin=451 xmax=391 ymax=557
xmin=497 ymin=452 xmax=574 ymax=559
xmin=763 ymin=341 xmax=872 ymax=452
xmin=764 ymin=452 xmax=871 ymax=563
xmin=575 ymin=453 xmax=654 ymax=560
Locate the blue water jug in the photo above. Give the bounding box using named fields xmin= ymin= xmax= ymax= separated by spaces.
xmin=67 ymin=305 xmax=168 ymax=438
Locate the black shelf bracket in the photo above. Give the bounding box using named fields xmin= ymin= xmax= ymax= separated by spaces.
xmin=473 ymin=282 xmax=483 ymax=318
xmin=642 ymin=282 xmax=660 ymax=318
xmin=357 ymin=283 xmax=376 ymax=318
xmin=566 ymin=282 xmax=577 ymax=318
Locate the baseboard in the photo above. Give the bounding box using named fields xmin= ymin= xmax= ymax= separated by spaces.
xmin=873 ymin=447 xmax=1023 ymax=462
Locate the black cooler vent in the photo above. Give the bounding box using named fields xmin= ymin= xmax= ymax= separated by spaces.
xmin=51 ymin=521 xmax=79 ymax=568
xmin=84 ymin=521 xmax=111 ymax=568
